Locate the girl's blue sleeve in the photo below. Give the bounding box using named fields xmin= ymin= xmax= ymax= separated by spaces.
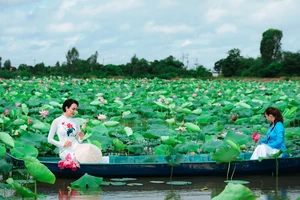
xmin=267 ymin=123 xmax=284 ymax=149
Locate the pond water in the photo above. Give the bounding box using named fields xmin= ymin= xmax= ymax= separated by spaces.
xmin=19 ymin=174 xmax=300 ymax=200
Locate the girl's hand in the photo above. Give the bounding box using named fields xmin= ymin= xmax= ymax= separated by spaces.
xmin=78 ymin=131 xmax=84 ymax=139
xmin=64 ymin=141 xmax=72 ymax=147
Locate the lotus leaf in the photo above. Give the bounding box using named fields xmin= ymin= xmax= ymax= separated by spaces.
xmin=212 ymin=183 xmax=259 ymax=200
xmin=0 ymin=146 xmax=5 ymax=157
xmin=23 ymin=156 xmax=56 ymax=184
xmin=21 ymin=104 xmax=29 ymax=115
xmin=0 ymin=132 xmax=14 ymax=147
xmin=124 ymin=127 xmax=133 ymax=136
xmin=6 ymin=178 xmax=37 ymax=198
xmin=103 ymin=121 xmax=119 ymax=127
xmin=112 ymin=138 xmax=126 ymax=150
xmin=71 ymin=173 xmax=103 ymax=188
xmin=0 ymin=159 xmax=13 ymax=173
xmin=184 ymin=122 xmax=201 ymax=132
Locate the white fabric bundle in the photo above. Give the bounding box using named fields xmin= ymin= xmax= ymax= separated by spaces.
xmin=74 ymin=143 xmax=108 ymax=163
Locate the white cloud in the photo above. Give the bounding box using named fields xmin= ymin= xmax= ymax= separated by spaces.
xmin=55 ymin=0 xmax=78 ymax=20
xmin=64 ymin=36 xmax=80 ymax=47
xmin=158 ymin=0 xmax=179 ymax=8
xmin=204 ymin=8 xmax=227 ymax=23
xmin=144 ymin=21 xmax=193 ymax=34
xmin=181 ymin=40 xmax=192 ymax=47
xmin=120 ymin=23 xmax=131 ymax=31
xmin=216 ymin=23 xmax=237 ymax=34
xmin=250 ymin=0 xmax=293 ymax=22
xmin=80 ymin=0 xmax=141 ymax=16
xmin=47 ymin=23 xmax=74 ymax=33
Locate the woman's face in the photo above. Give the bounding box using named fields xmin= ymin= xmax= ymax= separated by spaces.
xmin=65 ymin=103 xmax=78 ymax=117
xmin=265 ymin=113 xmax=275 ymax=123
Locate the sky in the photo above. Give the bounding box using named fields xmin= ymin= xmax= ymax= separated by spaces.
xmin=1 ymin=0 xmax=300 ymax=71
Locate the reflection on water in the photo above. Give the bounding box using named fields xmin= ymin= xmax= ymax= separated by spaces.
xmin=34 ymin=174 xmax=300 ymax=200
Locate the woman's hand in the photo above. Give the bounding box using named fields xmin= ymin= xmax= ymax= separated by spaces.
xmin=78 ymin=131 xmax=84 ymax=139
xmin=64 ymin=141 xmax=72 ymax=147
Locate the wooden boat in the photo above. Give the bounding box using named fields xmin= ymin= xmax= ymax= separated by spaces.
xmin=7 ymin=152 xmax=300 ymax=177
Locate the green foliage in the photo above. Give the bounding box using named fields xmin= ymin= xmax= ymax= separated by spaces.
xmin=212 ymin=183 xmax=259 ymax=200
xmin=70 ymin=173 xmax=103 ymax=188
xmin=260 ymin=29 xmax=283 ymax=65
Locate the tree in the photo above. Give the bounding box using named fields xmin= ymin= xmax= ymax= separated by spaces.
xmin=3 ymin=59 xmax=11 ymax=70
xmin=66 ymin=47 xmax=79 ymax=74
xmin=260 ymin=29 xmax=283 ymax=65
xmin=214 ymin=49 xmax=242 ymax=77
xmin=87 ymin=51 xmax=98 ymax=72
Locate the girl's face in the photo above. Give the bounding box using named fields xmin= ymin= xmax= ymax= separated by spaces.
xmin=265 ymin=113 xmax=275 ymax=123
xmin=65 ymin=103 xmax=78 ymax=117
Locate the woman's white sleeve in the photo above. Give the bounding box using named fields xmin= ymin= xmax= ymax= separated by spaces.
xmin=48 ymin=119 xmax=63 ymax=148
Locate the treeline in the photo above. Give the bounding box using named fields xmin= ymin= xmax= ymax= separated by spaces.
xmin=214 ymin=29 xmax=300 ymax=77
xmin=1 ymin=28 xmax=300 ymax=79
xmin=0 ymin=50 xmax=212 ymax=79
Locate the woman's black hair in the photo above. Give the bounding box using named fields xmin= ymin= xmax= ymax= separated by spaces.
xmin=62 ymin=99 xmax=79 ymax=112
xmin=264 ymin=107 xmax=284 ymax=132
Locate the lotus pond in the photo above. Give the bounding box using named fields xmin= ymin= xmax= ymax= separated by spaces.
xmin=0 ymin=77 xmax=299 ymax=199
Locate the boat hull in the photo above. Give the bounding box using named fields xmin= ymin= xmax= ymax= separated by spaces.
xmin=7 ymin=154 xmax=300 ymax=177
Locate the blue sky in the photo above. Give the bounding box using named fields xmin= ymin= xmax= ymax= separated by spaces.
xmin=1 ymin=0 xmax=300 ymax=70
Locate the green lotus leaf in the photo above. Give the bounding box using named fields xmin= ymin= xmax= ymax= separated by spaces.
xmin=130 ymin=132 xmax=144 ymax=142
xmin=0 ymin=146 xmax=5 ymax=158
xmin=212 ymin=183 xmax=259 ymax=200
xmin=192 ymin=108 xmax=202 ymax=115
xmin=124 ymin=127 xmax=133 ymax=136
xmin=166 ymin=181 xmax=192 ymax=185
xmin=112 ymin=138 xmax=126 ymax=150
xmin=225 ymin=131 xmax=251 ymax=146
xmin=91 ymin=125 xmax=108 ymax=135
xmin=201 ymin=141 xmax=226 ymax=153
xmin=127 ymin=145 xmax=144 ymax=154
xmin=10 ymin=144 xmax=38 ymax=158
xmin=13 ymin=118 xmax=25 ymax=126
xmin=211 ymin=145 xmax=241 ymax=164
xmin=71 ymin=173 xmax=103 ymax=188
xmin=161 ymin=136 xmax=180 ymax=146
xmin=154 ymin=144 xmax=174 ymax=155
xmin=21 ymin=104 xmax=29 ymax=116
xmin=0 ymin=132 xmax=14 ymax=147
xmin=165 ymin=154 xmax=185 ymax=166
xmin=49 ymin=101 xmax=61 ymax=107
xmin=6 ymin=178 xmax=37 ymax=198
xmin=181 ymin=108 xmax=193 ymax=114
xmin=224 ymin=180 xmax=249 ymax=184
xmin=166 ymin=118 xmax=175 ymax=124
xmin=0 ymin=159 xmax=13 ymax=173
xmin=234 ymin=118 xmax=248 ymax=125
xmin=184 ymin=122 xmax=201 ymax=132
xmin=103 ymin=121 xmax=119 ymax=127
xmin=23 ymin=156 xmax=56 ymax=184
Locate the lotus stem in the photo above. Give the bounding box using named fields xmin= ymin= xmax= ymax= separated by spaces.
xmin=227 ymin=162 xmax=231 ymax=180
xmin=276 ymin=158 xmax=278 ymax=177
xmin=230 ymin=163 xmax=237 ymax=180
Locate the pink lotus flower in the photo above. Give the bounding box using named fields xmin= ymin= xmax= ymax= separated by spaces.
xmin=58 ymin=153 xmax=80 ymax=171
xmin=192 ymin=93 xmax=197 ymax=97
xmin=97 ymin=114 xmax=107 ymax=121
xmin=115 ymin=97 xmax=120 ymax=101
xmin=28 ymin=119 xmax=33 ymax=124
xmin=165 ymin=100 xmax=169 ymax=104
xmin=99 ymin=97 xmax=105 ymax=103
xmin=252 ymin=133 xmax=261 ymax=142
xmin=5 ymin=109 xmax=9 ymax=115
xmin=39 ymin=110 xmax=49 ymax=118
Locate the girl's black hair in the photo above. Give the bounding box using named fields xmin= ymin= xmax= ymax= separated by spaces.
xmin=62 ymin=99 xmax=79 ymax=112
xmin=264 ymin=106 xmax=284 ymax=132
